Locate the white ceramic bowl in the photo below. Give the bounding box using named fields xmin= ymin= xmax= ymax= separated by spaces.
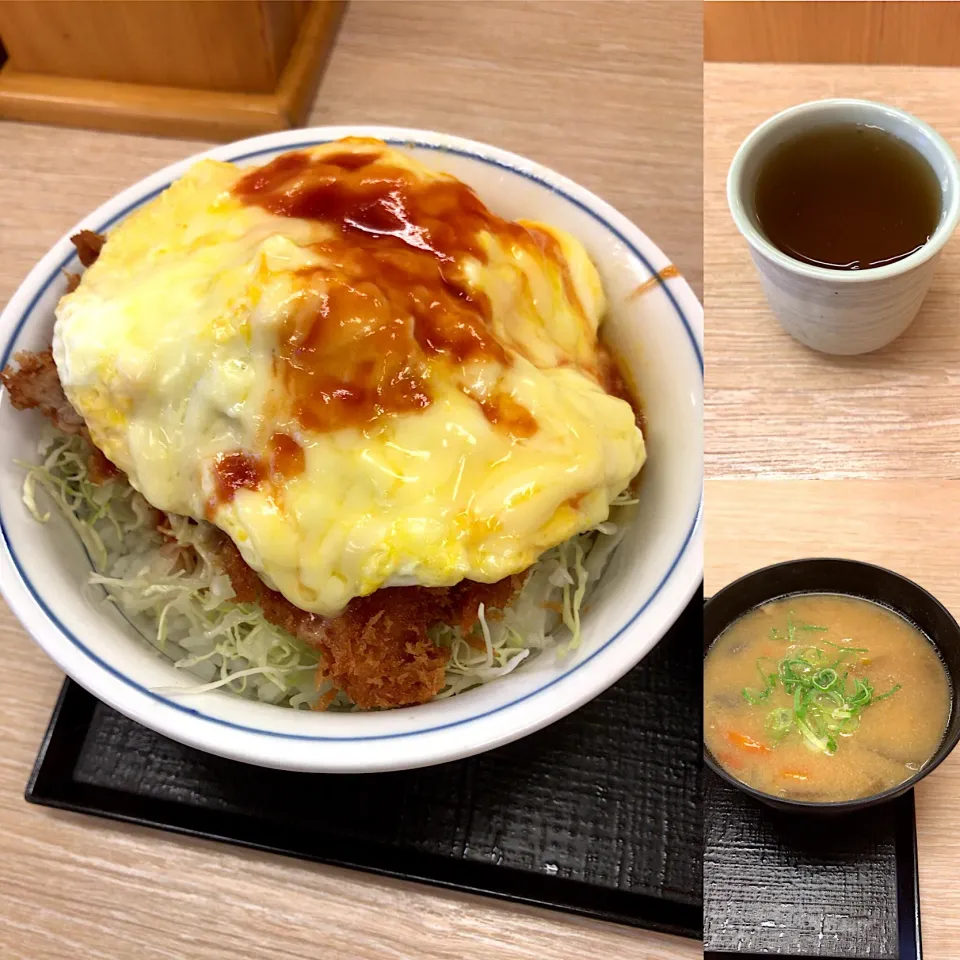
xmin=0 ymin=126 xmax=703 ymax=772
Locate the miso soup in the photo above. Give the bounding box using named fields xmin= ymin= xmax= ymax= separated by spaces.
xmin=704 ymin=594 xmax=951 ymax=802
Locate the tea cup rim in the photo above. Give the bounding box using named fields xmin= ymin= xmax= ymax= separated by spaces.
xmin=727 ymin=97 xmax=960 ymax=283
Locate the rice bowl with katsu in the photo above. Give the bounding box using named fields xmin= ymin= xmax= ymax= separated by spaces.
xmin=0 ymin=127 xmax=702 ymax=770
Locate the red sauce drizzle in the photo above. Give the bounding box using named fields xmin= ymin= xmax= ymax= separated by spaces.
xmin=213 ymin=452 xmax=264 ymax=507
xmin=233 ymin=140 xmax=541 ymax=434
xmin=209 ymin=435 xmax=306 ymax=515
xmin=478 ymin=393 xmax=538 ymax=439
xmin=628 ymin=264 xmax=681 ymax=301
xmin=597 ymin=344 xmax=644 ymax=432
xmin=209 ymin=143 xmax=646 ymax=515
xmin=320 ymin=149 xmax=383 ymax=171
xmin=269 ymin=432 xmax=306 ymax=479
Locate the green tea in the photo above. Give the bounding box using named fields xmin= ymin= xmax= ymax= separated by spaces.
xmin=754 ymin=123 xmax=941 ymax=271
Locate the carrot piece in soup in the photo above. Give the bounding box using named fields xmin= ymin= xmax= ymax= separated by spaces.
xmin=727 ymin=731 xmax=770 ymax=754
xmin=716 ymin=751 xmax=744 ymax=770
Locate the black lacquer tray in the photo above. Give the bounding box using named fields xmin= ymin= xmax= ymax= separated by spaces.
xmin=703 ymin=769 xmax=922 ymax=959
xmin=26 ymin=591 xmax=703 ymax=940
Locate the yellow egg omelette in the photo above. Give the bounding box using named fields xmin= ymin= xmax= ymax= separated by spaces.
xmin=52 ymin=138 xmax=645 ymax=617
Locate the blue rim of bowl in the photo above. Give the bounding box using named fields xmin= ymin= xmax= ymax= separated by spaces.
xmin=0 ymin=136 xmax=704 ymax=743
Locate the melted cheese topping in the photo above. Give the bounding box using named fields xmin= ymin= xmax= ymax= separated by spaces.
xmin=53 ymin=139 xmax=645 ymax=616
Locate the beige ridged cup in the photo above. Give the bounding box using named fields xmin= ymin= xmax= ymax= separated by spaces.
xmin=728 ymin=99 xmax=960 ymax=356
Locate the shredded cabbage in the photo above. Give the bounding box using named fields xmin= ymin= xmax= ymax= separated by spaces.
xmin=19 ymin=428 xmax=325 ymax=709
xmin=20 ymin=428 xmax=633 ymax=708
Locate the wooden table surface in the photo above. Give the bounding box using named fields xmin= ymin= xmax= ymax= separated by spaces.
xmin=0 ymin=4 xmax=702 ymax=959
xmin=706 ymin=62 xmax=960 ymax=479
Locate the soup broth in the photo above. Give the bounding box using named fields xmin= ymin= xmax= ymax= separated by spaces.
xmin=704 ymin=594 xmax=951 ymax=802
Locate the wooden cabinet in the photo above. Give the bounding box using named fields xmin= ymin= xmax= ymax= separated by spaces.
xmin=0 ymin=0 xmax=345 ymax=139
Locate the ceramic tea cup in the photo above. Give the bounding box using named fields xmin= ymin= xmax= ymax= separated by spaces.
xmin=728 ymin=99 xmax=960 ymax=356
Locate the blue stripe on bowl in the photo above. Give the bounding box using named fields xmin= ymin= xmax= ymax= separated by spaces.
xmin=0 ymin=138 xmax=703 ymax=742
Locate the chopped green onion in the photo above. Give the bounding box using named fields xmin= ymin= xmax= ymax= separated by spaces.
xmin=765 ymin=707 xmax=794 ymax=742
xmin=741 ymin=620 xmax=901 ymax=755
xmin=822 ymin=639 xmax=869 ymax=653
xmin=874 ymin=683 xmax=902 ymax=702
xmin=813 ymin=668 xmax=838 ymax=690
xmin=742 ymin=657 xmax=778 ymax=704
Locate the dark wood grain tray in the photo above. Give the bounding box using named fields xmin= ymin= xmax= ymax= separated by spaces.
xmin=25 ymin=590 xmax=703 ymax=940
xmin=703 ymin=769 xmax=921 ymax=959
